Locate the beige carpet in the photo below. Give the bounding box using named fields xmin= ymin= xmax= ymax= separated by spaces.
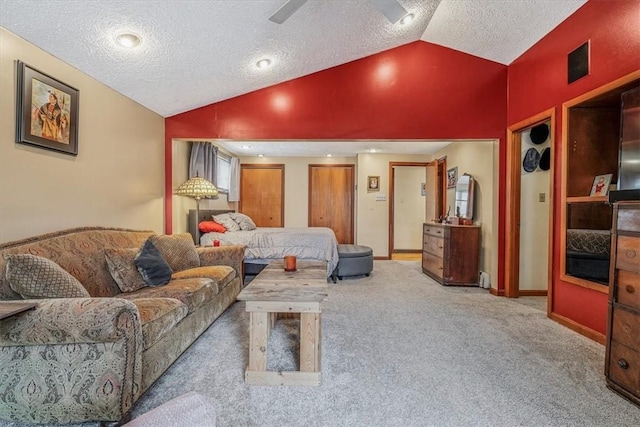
xmin=4 ymin=261 xmax=639 ymax=426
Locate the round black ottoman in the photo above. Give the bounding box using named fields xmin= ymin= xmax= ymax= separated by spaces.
xmin=337 ymin=244 xmax=373 ymax=279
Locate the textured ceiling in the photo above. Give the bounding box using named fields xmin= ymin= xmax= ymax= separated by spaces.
xmin=0 ymin=0 xmax=586 ymax=157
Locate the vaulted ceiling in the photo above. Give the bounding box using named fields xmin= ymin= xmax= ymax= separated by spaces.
xmin=0 ymin=0 xmax=587 ymax=118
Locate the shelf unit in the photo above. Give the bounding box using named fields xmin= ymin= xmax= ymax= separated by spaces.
xmin=560 ymin=75 xmax=640 ymax=290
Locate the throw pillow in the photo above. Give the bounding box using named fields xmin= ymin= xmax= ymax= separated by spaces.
xmin=212 ymin=213 xmax=241 ymax=232
xmin=134 ymin=240 xmax=173 ymax=286
xmin=5 ymin=254 xmax=90 ymax=299
xmin=149 ymin=233 xmax=200 ymax=272
xmin=230 ymin=212 xmax=257 ymax=231
xmin=199 ymin=221 xmax=227 ymax=233
xmin=104 ymin=248 xmax=147 ymax=293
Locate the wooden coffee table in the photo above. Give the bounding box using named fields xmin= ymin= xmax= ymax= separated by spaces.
xmin=237 ymin=260 xmax=328 ymax=386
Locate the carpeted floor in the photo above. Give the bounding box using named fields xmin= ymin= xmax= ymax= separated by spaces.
xmin=2 ymin=261 xmax=639 ymax=426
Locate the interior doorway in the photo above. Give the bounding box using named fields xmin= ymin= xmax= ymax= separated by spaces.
xmin=388 ymin=162 xmax=430 ymax=258
xmin=505 ymin=108 xmax=555 ymax=308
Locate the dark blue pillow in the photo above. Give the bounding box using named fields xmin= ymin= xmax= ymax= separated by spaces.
xmin=134 ymin=239 xmax=173 ymax=286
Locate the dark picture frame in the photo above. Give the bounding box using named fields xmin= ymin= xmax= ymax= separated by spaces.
xmin=447 ymin=167 xmax=458 ymax=188
xmin=15 ymin=60 xmax=79 ymax=156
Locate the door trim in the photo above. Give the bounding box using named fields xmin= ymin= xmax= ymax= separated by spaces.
xmin=388 ymin=162 xmax=430 ymax=258
xmin=505 ymin=108 xmax=555 ymax=305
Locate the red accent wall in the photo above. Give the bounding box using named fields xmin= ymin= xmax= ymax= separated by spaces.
xmin=507 ymin=0 xmax=640 ymax=335
xmin=164 ymin=0 xmax=639 ymax=338
xmin=165 ymin=41 xmax=509 ymax=286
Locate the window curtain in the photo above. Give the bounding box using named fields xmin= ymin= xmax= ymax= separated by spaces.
xmin=189 ymin=142 xmax=217 ymax=184
xmin=228 ymin=157 xmax=240 ymax=202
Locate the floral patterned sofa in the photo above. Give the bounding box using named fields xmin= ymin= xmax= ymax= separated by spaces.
xmin=0 ymin=227 xmax=244 ymax=425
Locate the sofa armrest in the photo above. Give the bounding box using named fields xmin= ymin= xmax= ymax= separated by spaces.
xmin=0 ymin=298 xmax=143 ymax=424
xmin=197 ymin=245 xmax=245 ymax=278
xmin=0 ymin=298 xmax=141 ymax=346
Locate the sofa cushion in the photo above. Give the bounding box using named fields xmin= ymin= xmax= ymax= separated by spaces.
xmin=127 ymin=297 xmax=188 ymax=350
xmin=5 ymin=254 xmax=90 ymax=299
xmin=171 ymin=266 xmax=237 ymax=290
xmin=105 ymin=248 xmax=147 ymax=292
xmin=135 ymin=240 xmax=173 ymax=286
xmin=149 ymin=233 xmax=200 ymax=273
xmin=119 ymin=278 xmax=218 ymax=314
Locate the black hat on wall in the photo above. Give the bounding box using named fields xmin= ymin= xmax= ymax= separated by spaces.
xmin=523 ymin=148 xmax=541 ymax=173
xmin=529 ymin=123 xmax=549 ymax=145
xmin=539 ymin=147 xmax=551 ymax=171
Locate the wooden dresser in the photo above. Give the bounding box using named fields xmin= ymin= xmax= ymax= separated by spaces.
xmin=605 ymin=201 xmax=640 ymax=406
xmin=422 ymin=223 xmax=480 ymax=286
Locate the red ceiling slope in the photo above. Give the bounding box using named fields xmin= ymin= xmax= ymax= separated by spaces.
xmin=165 ymin=41 xmax=507 ymax=140
xmin=507 ymin=0 xmax=640 ymax=337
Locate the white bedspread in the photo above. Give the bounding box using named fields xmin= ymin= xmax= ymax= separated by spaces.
xmin=200 ymin=227 xmax=339 ymax=276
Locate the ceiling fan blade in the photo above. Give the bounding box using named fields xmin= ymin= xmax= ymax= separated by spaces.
xmin=269 ymin=0 xmax=309 ymax=24
xmin=371 ymin=0 xmax=408 ymax=24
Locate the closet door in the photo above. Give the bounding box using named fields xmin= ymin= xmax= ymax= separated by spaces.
xmin=308 ymin=164 xmax=354 ymax=244
xmin=239 ymin=164 xmax=284 ymax=227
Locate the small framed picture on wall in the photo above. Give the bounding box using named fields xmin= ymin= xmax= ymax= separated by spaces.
xmin=367 ymin=176 xmax=380 ymax=192
xmin=446 ymin=167 xmax=458 ymax=189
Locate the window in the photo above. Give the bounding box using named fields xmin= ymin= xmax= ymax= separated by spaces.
xmin=216 ymin=152 xmax=230 ymax=193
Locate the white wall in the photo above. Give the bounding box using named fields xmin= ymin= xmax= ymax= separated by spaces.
xmin=356 ymin=153 xmax=431 ymax=256
xmin=0 ymin=27 xmax=165 ymax=243
xmin=394 ymin=166 xmax=426 ymax=250
xmin=432 ymin=140 xmax=498 ymax=286
xmin=519 ymin=125 xmax=550 ymax=291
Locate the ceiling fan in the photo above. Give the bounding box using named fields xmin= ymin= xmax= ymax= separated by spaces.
xmin=269 ymin=0 xmax=409 ymax=25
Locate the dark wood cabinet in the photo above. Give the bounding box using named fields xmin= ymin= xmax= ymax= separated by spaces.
xmin=422 ymin=223 xmax=480 ymax=286
xmin=605 ymin=201 xmax=640 ymax=406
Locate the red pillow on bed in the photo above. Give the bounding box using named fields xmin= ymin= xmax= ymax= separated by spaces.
xmin=199 ymin=221 xmax=226 ymax=233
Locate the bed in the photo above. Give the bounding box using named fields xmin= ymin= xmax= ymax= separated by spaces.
xmin=188 ymin=209 xmax=339 ymax=278
xmin=565 ymin=228 xmax=611 ymax=284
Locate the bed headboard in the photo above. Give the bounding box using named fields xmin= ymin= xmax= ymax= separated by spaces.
xmin=188 ymin=209 xmax=235 ymax=245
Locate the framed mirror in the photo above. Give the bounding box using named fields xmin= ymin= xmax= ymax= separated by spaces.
xmin=455 ymin=174 xmax=475 ymax=219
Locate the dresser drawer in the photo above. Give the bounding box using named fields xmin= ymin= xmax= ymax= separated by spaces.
xmin=616 ymin=236 xmax=640 ymax=273
xmin=611 ymin=308 xmax=640 ymax=352
xmin=425 ymin=236 xmax=444 ymax=257
xmin=423 ymin=224 xmax=445 ymax=238
xmin=618 ymin=207 xmax=640 ymax=232
xmin=617 ymin=270 xmax=640 ymax=311
xmin=423 ymin=252 xmax=443 ymax=279
xmin=608 ymin=341 xmax=640 ymax=396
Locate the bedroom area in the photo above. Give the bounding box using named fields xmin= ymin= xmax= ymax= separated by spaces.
xmin=170 ymin=138 xmax=499 ymax=286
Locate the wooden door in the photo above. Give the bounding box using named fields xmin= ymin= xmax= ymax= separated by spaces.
xmin=239 ymin=164 xmax=284 ymax=227
xmin=308 ymin=165 xmax=354 ymax=244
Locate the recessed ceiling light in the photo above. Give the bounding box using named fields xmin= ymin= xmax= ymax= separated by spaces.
xmin=400 ymin=13 xmax=414 ymax=26
xmin=240 ymin=145 xmax=250 ymax=149
xmin=326 ymin=154 xmax=333 ymax=157
xmin=256 ymin=58 xmax=272 ymax=69
xmin=368 ymin=148 xmax=378 ymax=153
xmin=257 ymin=154 xmax=264 ymax=157
xmin=115 ymin=32 xmax=141 ymax=48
